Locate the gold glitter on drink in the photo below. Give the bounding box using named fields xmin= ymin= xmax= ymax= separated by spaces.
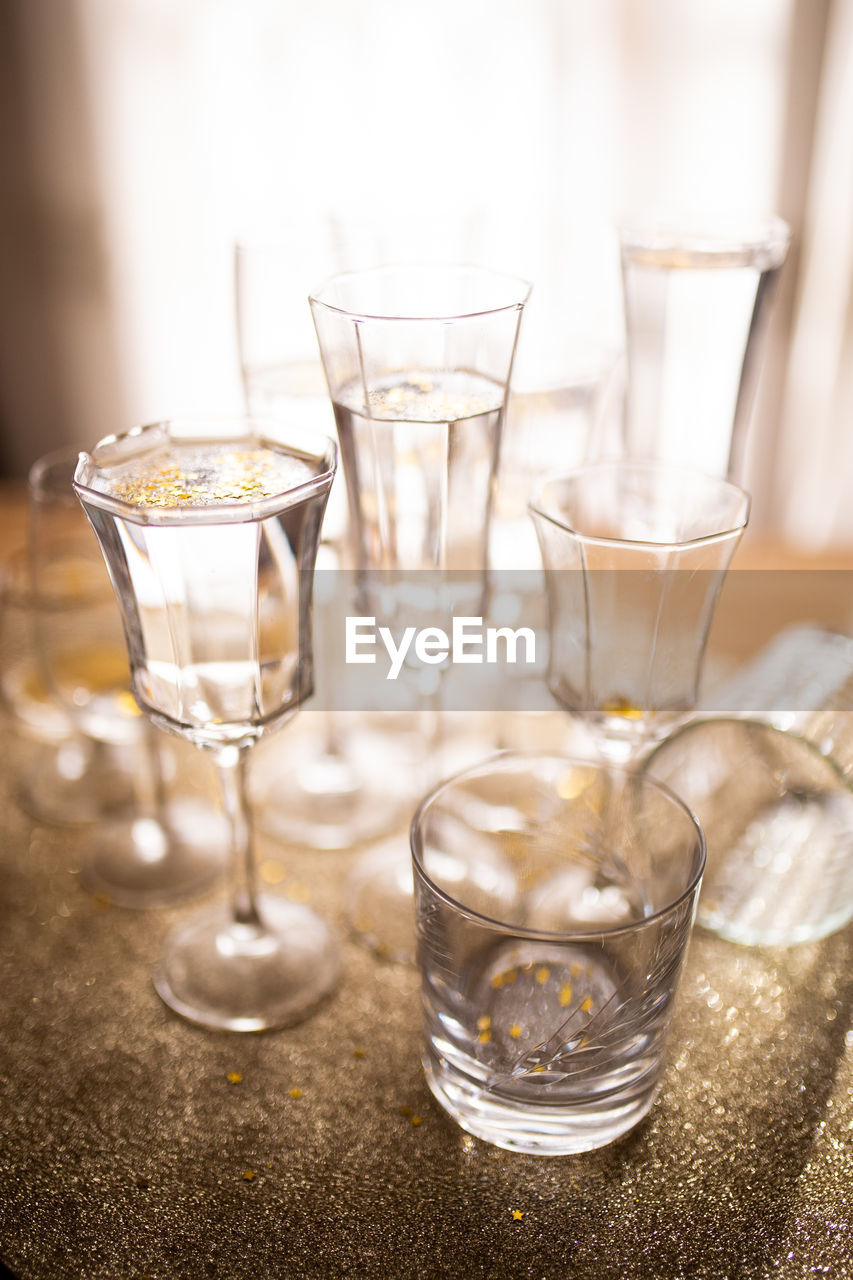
xmin=103 ymin=445 xmax=314 ymax=508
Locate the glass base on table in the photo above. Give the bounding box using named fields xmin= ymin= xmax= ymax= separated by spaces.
xmin=80 ymin=796 xmax=227 ymax=909
xmin=153 ymin=897 xmax=340 ymax=1031
xmin=345 ymin=833 xmax=418 ymax=964
xmin=250 ymin=712 xmax=420 ymax=852
xmin=16 ymin=736 xmax=136 ymax=826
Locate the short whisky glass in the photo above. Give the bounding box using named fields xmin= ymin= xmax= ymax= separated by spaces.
xmin=412 ymin=752 xmax=705 ymax=1154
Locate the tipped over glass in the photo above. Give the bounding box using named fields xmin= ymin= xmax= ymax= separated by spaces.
xmin=73 ymin=417 xmax=338 ymax=1030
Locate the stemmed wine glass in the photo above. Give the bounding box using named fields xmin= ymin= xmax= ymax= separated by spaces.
xmin=73 ymin=416 xmax=339 ymax=1030
xmin=0 ymin=543 xmax=134 ymax=825
xmin=30 ymin=447 xmax=225 ymax=904
xmin=310 ymin=263 xmax=530 ymax=960
xmin=529 ymin=460 xmax=750 ymax=764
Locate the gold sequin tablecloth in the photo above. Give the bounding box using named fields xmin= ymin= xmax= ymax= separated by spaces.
xmin=1 ymin=487 xmax=852 ymax=1280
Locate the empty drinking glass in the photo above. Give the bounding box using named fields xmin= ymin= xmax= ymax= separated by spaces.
xmin=412 ymin=752 xmax=705 ymax=1154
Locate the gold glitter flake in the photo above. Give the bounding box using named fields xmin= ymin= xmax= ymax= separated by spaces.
xmin=601 ymin=697 xmax=644 ymax=721
xmin=289 ymin=1088 xmax=303 ymax=1100
xmin=512 ymin=1209 xmax=524 ymax=1221
xmin=226 ymin=1072 xmax=243 ymax=1085
xmin=509 ymin=1023 xmax=523 ymax=1040
xmin=242 ymin=1170 xmax=256 ymax=1182
xmin=285 ymin=881 xmax=310 ymax=904
xmin=259 ymin=859 xmax=285 ymax=885
xmin=104 ymin=444 xmax=313 ymax=509
xmin=556 ymin=765 xmax=597 ymax=800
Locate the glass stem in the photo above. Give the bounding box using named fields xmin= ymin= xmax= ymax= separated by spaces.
xmin=133 ymin=720 xmax=168 ymax=821
xmin=215 ymin=745 xmax=261 ymax=928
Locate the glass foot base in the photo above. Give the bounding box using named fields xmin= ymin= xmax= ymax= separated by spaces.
xmin=251 ymin=713 xmax=430 ymax=851
xmin=80 ymin=798 xmax=226 ymax=908
xmin=254 ymin=750 xmax=406 ymax=851
xmin=153 ymin=896 xmax=340 ymax=1031
xmin=346 ymin=836 xmax=416 ymax=964
xmin=16 ymin=738 xmax=135 ymax=826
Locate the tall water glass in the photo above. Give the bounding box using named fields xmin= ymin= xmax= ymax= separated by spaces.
xmin=619 ymin=216 xmax=790 ymax=479
xmin=310 ymin=265 xmax=529 ymax=958
xmin=412 ymin=752 xmax=705 ymax=1154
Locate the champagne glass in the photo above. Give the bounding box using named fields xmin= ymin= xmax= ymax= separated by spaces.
xmin=235 ymin=236 xmax=415 ymax=850
xmin=73 ymin=416 xmax=339 ymax=1030
xmin=310 ymin=264 xmax=530 ymax=959
xmin=30 ymin=448 xmax=225 ymax=904
xmin=529 ymin=460 xmax=750 ymax=764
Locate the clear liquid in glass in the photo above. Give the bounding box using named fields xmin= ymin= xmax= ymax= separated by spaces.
xmin=333 ymin=370 xmax=504 ymax=572
xmin=622 ymin=247 xmax=786 ymax=477
xmin=78 ymin=439 xmax=327 ymax=749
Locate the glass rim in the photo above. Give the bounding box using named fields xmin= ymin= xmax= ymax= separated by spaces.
xmin=528 ymin=460 xmax=751 ymax=550
xmin=29 ymin=444 xmax=94 ymax=503
xmin=72 ymin=417 xmax=337 ymax=527
xmin=618 ymin=212 xmax=791 ymax=264
xmin=643 ymin=713 xmax=853 ymax=792
xmin=308 ymin=262 xmax=532 ymax=322
xmin=410 ymin=749 xmax=706 ymax=942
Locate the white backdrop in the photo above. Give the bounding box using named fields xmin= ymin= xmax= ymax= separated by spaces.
xmin=9 ymin=0 xmax=843 ymax=545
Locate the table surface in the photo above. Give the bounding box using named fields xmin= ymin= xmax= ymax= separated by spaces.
xmin=1 ymin=484 xmax=852 ymax=1280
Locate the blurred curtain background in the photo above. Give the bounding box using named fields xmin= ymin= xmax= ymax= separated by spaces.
xmin=1 ymin=0 xmax=851 ymax=547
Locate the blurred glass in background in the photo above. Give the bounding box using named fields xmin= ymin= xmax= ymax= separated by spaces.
xmin=1 ymin=0 xmax=851 ymax=549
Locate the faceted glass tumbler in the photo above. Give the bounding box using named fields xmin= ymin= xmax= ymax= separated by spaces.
xmin=530 ymin=461 xmax=750 ymax=759
xmin=411 ymin=752 xmax=705 ymax=1155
